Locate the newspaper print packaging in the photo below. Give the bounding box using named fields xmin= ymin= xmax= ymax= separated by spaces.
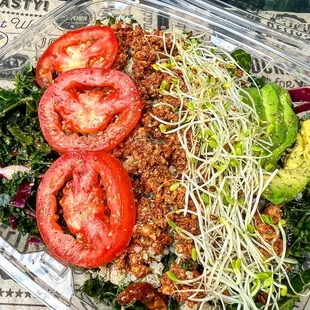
xmin=0 ymin=1 xmax=310 ymax=309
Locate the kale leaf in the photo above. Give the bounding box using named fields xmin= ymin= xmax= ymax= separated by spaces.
xmin=278 ymin=188 xmax=310 ymax=308
xmin=0 ymin=66 xmax=57 ymax=234
xmin=163 ymin=252 xmax=177 ymax=272
xmin=278 ymin=297 xmax=297 ymax=310
xmin=250 ymin=76 xmax=267 ymax=89
xmin=284 ymin=193 xmax=310 ymax=263
xmin=230 ymin=49 xmax=267 ymax=88
xmin=231 ymin=49 xmax=252 ymax=73
xmin=80 ymin=276 xmax=121 ymax=306
xmin=168 ymin=297 xmax=179 ymax=310
xmin=289 ymin=268 xmax=310 ymax=294
xmin=79 ymin=276 xmax=148 ymax=309
xmin=0 ymin=65 xmax=56 ymax=170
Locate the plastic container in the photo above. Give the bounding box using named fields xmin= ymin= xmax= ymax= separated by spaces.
xmin=0 ymin=0 xmax=309 ymax=309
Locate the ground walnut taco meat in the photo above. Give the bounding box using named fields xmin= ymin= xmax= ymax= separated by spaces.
xmin=108 ymin=22 xmax=201 ymax=304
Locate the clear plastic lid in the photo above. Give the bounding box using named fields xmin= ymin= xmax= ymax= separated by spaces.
xmin=0 ymin=0 xmax=309 ymax=309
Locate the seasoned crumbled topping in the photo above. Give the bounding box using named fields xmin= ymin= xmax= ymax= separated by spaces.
xmin=110 ymin=23 xmax=197 ymax=290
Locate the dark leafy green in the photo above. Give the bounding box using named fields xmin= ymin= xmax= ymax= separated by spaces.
xmin=79 ymin=276 xmax=149 ymax=310
xmin=0 ymin=65 xmax=56 ymax=170
xmin=284 ymin=193 xmax=310 ymax=263
xmin=230 ymin=49 xmax=267 ymax=88
xmin=277 ymin=268 xmax=310 ymax=309
xmin=180 ymin=261 xmax=193 ymax=271
xmin=168 ymin=297 xmax=178 ymax=310
xmin=0 ymin=66 xmax=57 ymax=234
xmin=231 ymin=49 xmax=252 ymax=73
xmin=289 ymin=268 xmax=310 ymax=294
xmin=277 ymin=188 xmax=310 ymax=308
xmin=278 ymin=297 xmax=297 ymax=310
xmin=79 ymin=276 xmax=121 ymax=306
xmin=250 ymin=76 xmax=267 ymax=89
xmin=163 ymin=252 xmax=177 ymax=272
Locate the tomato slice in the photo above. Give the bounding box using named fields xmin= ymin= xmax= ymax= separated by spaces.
xmin=36 ymin=25 xmax=118 ymax=88
xmin=36 ymin=151 xmax=136 ymax=268
xmin=38 ymin=68 xmax=142 ymax=153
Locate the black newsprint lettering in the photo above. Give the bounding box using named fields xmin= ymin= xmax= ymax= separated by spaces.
xmin=11 ymin=17 xmax=33 ymax=29
xmin=275 ymin=78 xmax=303 ymax=89
xmin=267 ymin=21 xmax=303 ymax=37
xmin=0 ymin=0 xmax=50 ymax=10
xmin=0 ymin=20 xmax=7 ymax=28
xmin=12 ymin=0 xmax=21 ymax=9
xmin=274 ymin=66 xmax=285 ymax=75
xmin=295 ymin=79 xmax=305 ymax=87
xmin=261 ymin=60 xmax=272 ymax=74
xmin=251 ymin=57 xmax=261 ymax=74
xmin=275 ymin=78 xmax=286 ymax=88
xmin=143 ymin=11 xmax=152 ymax=30
xmin=43 ymin=0 xmax=48 ymax=11
xmin=285 ymin=80 xmax=294 ymax=88
xmin=24 ymin=0 xmax=33 ymax=10
xmin=37 ymin=37 xmax=46 ymax=49
xmin=176 ymin=21 xmax=186 ymax=31
xmin=0 ymin=0 xmax=9 ymax=8
xmin=33 ymin=0 xmax=43 ymax=10
xmin=157 ymin=15 xmax=169 ymax=30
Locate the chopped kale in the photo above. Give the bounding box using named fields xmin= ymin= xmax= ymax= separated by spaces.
xmin=278 ymin=297 xmax=297 ymax=310
xmin=230 ymin=49 xmax=266 ymax=87
xmin=231 ymin=48 xmax=252 ymax=73
xmin=79 ymin=276 xmax=149 ymax=309
xmin=181 ymin=261 xmax=193 ymax=271
xmin=284 ymin=192 xmax=310 ymax=264
xmin=250 ymin=76 xmax=267 ymax=88
xmin=0 ymin=65 xmax=56 ymax=170
xmin=277 ymin=187 xmax=310 ymax=308
xmin=80 ymin=276 xmax=121 ymax=306
xmin=0 ymin=66 xmax=57 ymax=234
xmin=168 ymin=297 xmax=179 ymax=310
xmin=163 ymin=252 xmax=177 ymax=272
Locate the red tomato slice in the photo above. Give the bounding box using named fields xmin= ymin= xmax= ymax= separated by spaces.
xmin=36 ymin=25 xmax=118 ymax=88
xmin=36 ymin=151 xmax=136 ymax=268
xmin=38 ymin=68 xmax=142 ymax=153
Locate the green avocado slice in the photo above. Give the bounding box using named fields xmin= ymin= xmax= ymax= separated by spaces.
xmin=263 ymin=120 xmax=310 ymax=205
xmin=260 ymin=83 xmax=287 ymax=150
xmin=242 ymin=88 xmax=266 ymax=120
xmin=263 ymin=166 xmax=310 ymax=205
xmin=262 ymin=84 xmax=298 ymax=171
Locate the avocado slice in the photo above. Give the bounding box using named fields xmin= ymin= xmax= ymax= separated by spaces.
xmin=301 ymin=117 xmax=310 ymax=159
xmin=263 ymin=167 xmax=310 ymax=205
xmin=242 ymin=88 xmax=266 ymax=120
xmin=243 ymin=83 xmax=298 ymax=171
xmin=262 ymin=85 xmax=298 ymax=171
xmin=286 ymin=133 xmax=304 ymax=169
xmin=263 ymin=120 xmax=310 ymax=205
xmin=260 ymin=83 xmax=286 ymax=150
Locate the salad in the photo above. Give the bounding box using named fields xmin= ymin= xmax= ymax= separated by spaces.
xmin=0 ymin=15 xmax=310 ymax=310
